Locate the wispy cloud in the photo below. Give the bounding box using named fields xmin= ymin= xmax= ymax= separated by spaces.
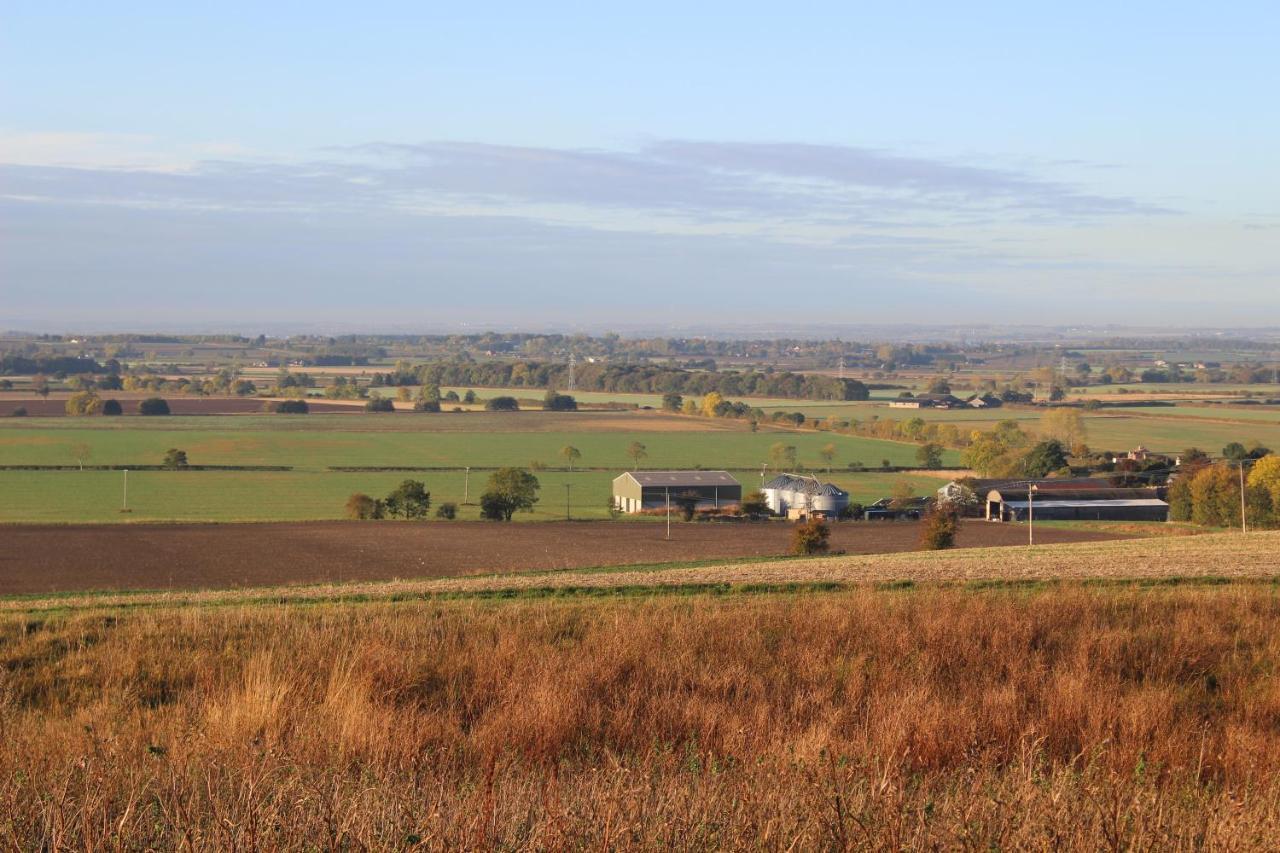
xmin=1 ymin=137 xmax=1171 ymax=239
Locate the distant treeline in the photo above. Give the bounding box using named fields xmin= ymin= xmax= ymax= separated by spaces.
xmin=0 ymin=354 xmax=110 ymax=376
xmin=372 ymin=361 xmax=871 ymax=401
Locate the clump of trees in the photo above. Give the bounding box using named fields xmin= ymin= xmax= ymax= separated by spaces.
xmin=365 ymin=397 xmax=395 ymax=413
xmin=101 ymin=399 xmax=123 ymax=416
xmin=345 ymin=479 xmax=432 ymax=520
xmin=791 ymin=519 xmax=830 ymax=555
xmin=485 ymin=396 xmax=519 ymax=412
xmin=378 ymin=360 xmax=871 ymax=401
xmin=436 ymin=502 xmax=457 ymax=520
xmin=138 ymin=397 xmax=170 ymax=416
xmin=268 ymin=400 xmax=309 ymax=414
xmin=1168 ymin=454 xmax=1280 ymax=529
xmin=740 ymin=490 xmax=769 ymax=516
xmin=384 ymin=479 xmax=431 ymax=518
xmin=65 ymin=391 xmax=102 ymax=416
xmin=480 ymin=468 xmax=540 ymax=521
xmin=162 ymin=448 xmax=188 ymax=469
xmin=543 ymin=390 xmax=577 ymax=411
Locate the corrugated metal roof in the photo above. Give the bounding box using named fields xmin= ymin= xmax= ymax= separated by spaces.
xmin=1003 ymin=499 xmax=1168 ymax=509
xmin=627 ymin=470 xmax=740 ymax=487
xmin=762 ymin=473 xmax=848 ymax=497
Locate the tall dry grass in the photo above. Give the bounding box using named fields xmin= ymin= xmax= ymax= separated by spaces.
xmin=4 ymin=586 xmax=1280 ymax=848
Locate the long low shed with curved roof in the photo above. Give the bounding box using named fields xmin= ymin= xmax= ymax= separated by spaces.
xmin=985 ymin=486 xmax=1168 ymax=522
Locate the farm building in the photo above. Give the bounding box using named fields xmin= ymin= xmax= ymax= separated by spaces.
xmin=761 ymin=473 xmax=850 ymax=519
xmin=612 ymin=471 xmax=741 ymax=514
xmin=864 ymin=496 xmax=930 ymax=520
xmin=888 ymin=394 xmax=964 ymax=410
xmin=938 ymin=477 xmax=1102 ymax=513
xmin=984 ymin=485 xmax=1168 ymax=522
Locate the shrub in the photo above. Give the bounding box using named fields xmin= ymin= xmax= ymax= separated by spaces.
xmin=345 ymin=492 xmax=383 ymax=520
xmin=365 ymin=397 xmax=395 ymax=413
xmin=920 ymin=502 xmax=960 ymax=550
xmin=138 ymin=397 xmax=170 ymax=416
xmin=162 ymin=448 xmax=188 ymax=469
xmin=9 ymin=407 xmax=27 ymax=417
xmin=101 ymin=399 xmax=123 ymax=416
xmin=485 ymin=396 xmax=519 ymax=411
xmin=840 ymin=501 xmax=865 ymax=520
xmin=413 ymin=399 xmax=441 ymax=412
xmin=791 ymin=518 xmax=830 ymax=556
xmin=270 ymin=399 xmax=309 ymax=414
xmin=436 ymin=502 xmax=458 ymax=520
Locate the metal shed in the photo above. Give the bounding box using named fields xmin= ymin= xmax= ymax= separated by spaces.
xmin=612 ymin=471 xmax=741 ymax=514
xmin=985 ymin=486 xmax=1168 ymax=522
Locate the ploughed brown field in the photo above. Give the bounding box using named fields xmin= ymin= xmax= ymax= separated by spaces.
xmin=0 ymin=520 xmax=1126 ymax=594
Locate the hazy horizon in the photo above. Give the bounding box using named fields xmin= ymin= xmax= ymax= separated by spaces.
xmin=4 ymin=3 xmax=1278 ymax=328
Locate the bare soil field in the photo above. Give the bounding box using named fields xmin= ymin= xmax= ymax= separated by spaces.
xmin=0 ymin=519 xmax=1124 ymax=595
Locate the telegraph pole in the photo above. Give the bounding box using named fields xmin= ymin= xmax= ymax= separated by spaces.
xmin=665 ymin=487 xmax=671 ymax=540
xmin=565 ymin=483 xmax=572 ymax=521
xmin=121 ymin=469 xmax=130 ymax=513
xmin=463 ymin=466 xmax=471 ymax=505
xmin=1028 ymin=484 xmax=1038 ymax=546
xmin=1240 ymin=461 xmax=1248 ymax=534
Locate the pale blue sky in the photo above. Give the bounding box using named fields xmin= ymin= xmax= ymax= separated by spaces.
xmin=3 ymin=2 xmax=1278 ymax=330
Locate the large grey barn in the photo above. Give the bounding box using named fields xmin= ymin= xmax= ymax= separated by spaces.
xmin=612 ymin=471 xmax=742 ymax=514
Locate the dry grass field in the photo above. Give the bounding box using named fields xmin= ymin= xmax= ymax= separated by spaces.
xmin=4 ymin=533 xmax=1280 ymax=848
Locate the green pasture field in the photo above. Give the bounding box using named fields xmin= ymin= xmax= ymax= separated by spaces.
xmin=0 ymin=415 xmax=949 ymax=471
xmin=1119 ymin=405 xmax=1280 ymax=423
xmin=0 ymin=469 xmax=946 ymax=524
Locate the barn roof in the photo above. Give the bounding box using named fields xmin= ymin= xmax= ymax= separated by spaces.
xmin=623 ymin=470 xmax=740 ymax=487
xmin=1002 ymin=499 xmax=1168 ymax=510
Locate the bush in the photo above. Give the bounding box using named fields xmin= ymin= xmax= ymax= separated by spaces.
xmin=101 ymin=399 xmax=123 ymax=416
xmin=10 ymin=407 xmax=28 ymax=417
xmin=365 ymin=397 xmax=395 ymax=413
xmin=436 ymin=502 xmax=458 ymax=520
xmin=791 ymin=519 xmax=830 ymax=556
xmin=920 ymin=503 xmax=960 ymax=550
xmin=269 ymin=399 xmax=309 ymax=414
xmin=413 ymin=399 xmax=441 ymax=412
xmin=485 ymin=396 xmax=519 ymax=412
xmin=138 ymin=397 xmax=170 ymax=416
xmin=345 ymin=492 xmax=383 ymax=520
xmin=162 ymin=448 xmax=188 ymax=469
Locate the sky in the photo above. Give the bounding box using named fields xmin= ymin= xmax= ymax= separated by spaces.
xmin=2 ymin=1 xmax=1278 ymax=332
